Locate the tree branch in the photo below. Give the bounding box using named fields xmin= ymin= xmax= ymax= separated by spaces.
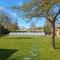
xmin=39 ymin=10 xmax=52 ymax=23
xmin=54 ymin=9 xmax=60 ymax=22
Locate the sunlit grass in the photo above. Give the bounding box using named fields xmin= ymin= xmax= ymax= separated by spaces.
xmin=0 ymin=35 xmax=60 ymax=60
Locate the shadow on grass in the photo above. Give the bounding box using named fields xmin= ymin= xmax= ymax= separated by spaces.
xmin=0 ymin=34 xmax=8 ymax=39
xmin=55 ymin=47 xmax=60 ymax=49
xmin=0 ymin=48 xmax=17 ymax=60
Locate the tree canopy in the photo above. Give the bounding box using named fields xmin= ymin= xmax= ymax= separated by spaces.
xmin=17 ymin=0 xmax=60 ymax=21
xmin=0 ymin=12 xmax=19 ymax=33
xmin=12 ymin=0 xmax=60 ymax=49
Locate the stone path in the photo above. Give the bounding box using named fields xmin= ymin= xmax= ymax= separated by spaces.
xmin=23 ymin=44 xmax=38 ymax=60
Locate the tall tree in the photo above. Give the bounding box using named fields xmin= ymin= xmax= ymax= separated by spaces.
xmin=0 ymin=12 xmax=11 ymax=27
xmin=12 ymin=0 xmax=60 ymax=49
xmin=0 ymin=12 xmax=10 ymax=35
xmin=0 ymin=12 xmax=18 ymax=34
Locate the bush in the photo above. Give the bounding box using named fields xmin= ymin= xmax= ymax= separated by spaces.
xmin=0 ymin=25 xmax=10 ymax=35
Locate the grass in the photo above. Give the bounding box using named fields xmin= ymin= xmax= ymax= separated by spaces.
xmin=0 ymin=35 xmax=60 ymax=60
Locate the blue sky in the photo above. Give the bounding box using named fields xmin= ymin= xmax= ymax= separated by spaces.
xmin=0 ymin=0 xmax=60 ymax=28
xmin=0 ymin=0 xmax=25 ymax=7
xmin=0 ymin=0 xmax=46 ymax=28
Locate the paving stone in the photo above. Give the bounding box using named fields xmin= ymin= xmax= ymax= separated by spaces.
xmin=23 ymin=57 xmax=32 ymax=60
xmin=31 ymin=53 xmax=37 ymax=57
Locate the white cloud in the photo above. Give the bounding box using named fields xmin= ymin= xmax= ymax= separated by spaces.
xmin=0 ymin=6 xmax=5 ymax=10
xmin=13 ymin=13 xmax=16 ymax=16
xmin=18 ymin=2 xmax=23 ymax=6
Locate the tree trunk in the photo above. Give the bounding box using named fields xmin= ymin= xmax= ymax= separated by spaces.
xmin=52 ymin=22 xmax=56 ymax=49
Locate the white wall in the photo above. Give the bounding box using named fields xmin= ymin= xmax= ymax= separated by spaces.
xmin=9 ymin=32 xmax=45 ymax=36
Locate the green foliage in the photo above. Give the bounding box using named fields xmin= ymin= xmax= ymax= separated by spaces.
xmin=44 ymin=26 xmax=51 ymax=35
xmin=0 ymin=12 xmax=19 ymax=31
xmin=0 ymin=25 xmax=10 ymax=35
xmin=19 ymin=0 xmax=60 ymax=20
xmin=12 ymin=0 xmax=60 ymax=23
xmin=44 ymin=20 xmax=51 ymax=35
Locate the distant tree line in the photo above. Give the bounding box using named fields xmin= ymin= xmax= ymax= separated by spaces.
xmin=0 ymin=12 xmax=19 ymax=36
xmin=0 ymin=24 xmax=10 ymax=35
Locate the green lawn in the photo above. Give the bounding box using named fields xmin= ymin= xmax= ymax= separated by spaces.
xmin=0 ymin=35 xmax=60 ymax=60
